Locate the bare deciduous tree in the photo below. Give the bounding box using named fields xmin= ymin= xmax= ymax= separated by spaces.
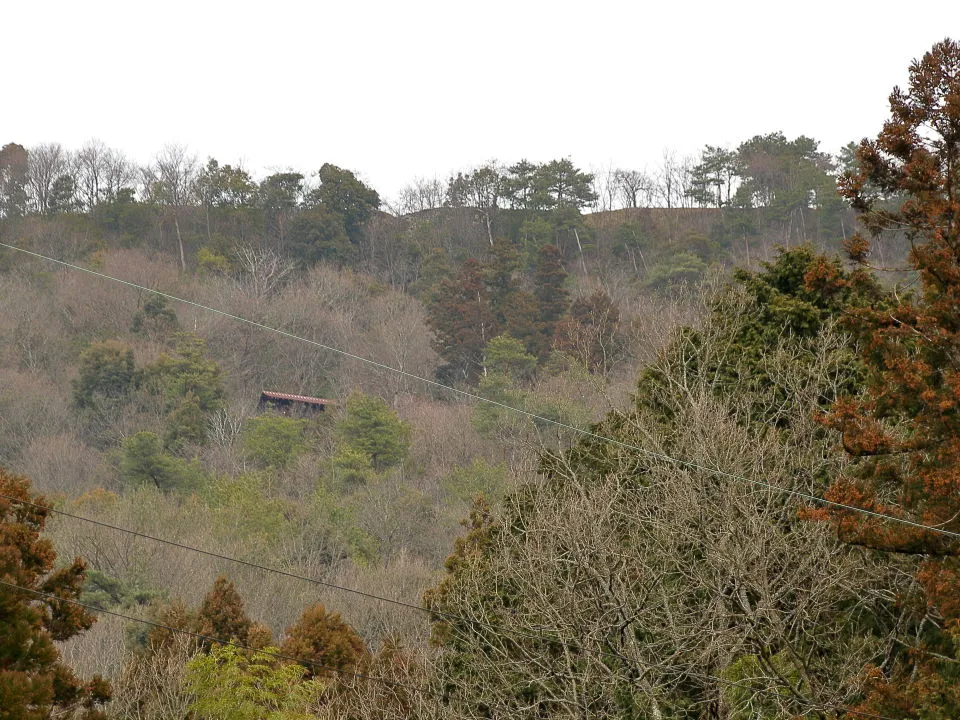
xmin=613 ymin=168 xmax=652 ymax=209
xmin=395 ymin=176 xmax=446 ymax=215
xmin=142 ymin=145 xmax=199 ymax=269
xmin=233 ymin=245 xmax=296 ymax=300
xmin=107 ymin=633 xmax=197 ymax=720
xmin=427 ymin=310 xmax=912 ymax=720
xmin=75 ymin=138 xmax=112 ymax=210
xmin=27 ymin=142 xmax=68 ymax=214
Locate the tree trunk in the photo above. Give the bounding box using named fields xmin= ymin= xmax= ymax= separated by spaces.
xmin=173 ymin=213 xmax=186 ymax=271
xmin=573 ymin=227 xmax=588 ymax=278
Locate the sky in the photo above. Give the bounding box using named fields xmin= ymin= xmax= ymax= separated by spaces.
xmin=5 ymin=1 xmax=958 ymax=203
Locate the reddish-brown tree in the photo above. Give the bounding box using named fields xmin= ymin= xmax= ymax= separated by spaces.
xmin=196 ymin=575 xmax=254 ymax=645
xmin=146 ymin=575 xmax=268 ymax=654
xmin=426 ymin=258 xmax=499 ymax=382
xmin=0 ymin=468 xmax=111 ymax=720
xmin=281 ymin=603 xmax=367 ymax=679
xmin=819 ymin=38 xmax=960 ymax=718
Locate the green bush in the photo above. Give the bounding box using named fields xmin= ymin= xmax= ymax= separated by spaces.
xmin=242 ymin=415 xmax=308 ymax=469
xmin=73 ymin=340 xmax=137 ymax=408
xmin=120 ymin=432 xmax=207 ymax=492
xmin=443 ymin=459 xmax=507 ymax=505
xmin=335 ymin=392 xmax=410 ymax=472
xmin=484 ymin=335 xmax=537 ymax=381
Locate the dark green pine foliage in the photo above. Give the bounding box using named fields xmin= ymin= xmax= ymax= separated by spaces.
xmin=288 ymin=206 xmax=350 ymax=264
xmin=531 ymin=244 xmax=569 ymax=358
xmin=484 ymin=239 xmax=542 ymax=357
xmin=73 ymin=340 xmax=138 ymax=409
xmin=637 ymin=246 xmax=886 ymax=431
xmin=310 ymin=163 xmax=381 ymax=241
xmin=291 ymin=163 xmax=380 ymax=264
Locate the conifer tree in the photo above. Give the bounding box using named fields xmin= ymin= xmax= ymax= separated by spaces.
xmin=197 ymin=575 xmax=254 ymax=646
xmin=146 ymin=575 xmax=269 ymax=655
xmin=73 ymin=340 xmax=137 ymax=409
xmin=335 ymin=392 xmax=411 ymax=472
xmin=820 ymin=38 xmax=960 ymax=718
xmin=426 ymin=258 xmax=498 ymax=382
xmin=485 ymin=239 xmax=542 ymax=356
xmin=0 ymin=468 xmax=111 ymax=719
xmin=281 ymin=603 xmax=367 ymax=679
xmin=531 ymin=244 xmax=569 ymax=357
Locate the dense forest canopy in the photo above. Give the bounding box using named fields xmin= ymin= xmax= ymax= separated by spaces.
xmin=0 ymin=36 xmax=958 ymax=720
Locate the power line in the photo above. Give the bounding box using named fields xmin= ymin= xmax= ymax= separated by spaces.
xmin=0 ymin=578 xmax=425 ymax=696
xmin=2 ymin=240 xmax=958 ymax=543
xmin=0 ymin=578 xmax=900 ymax=720
xmin=0 ymin=243 xmax=942 ymax=719
xmin=1 ymin=488 xmax=935 ymax=720
xmin=0 ymin=490 xmax=554 ymax=640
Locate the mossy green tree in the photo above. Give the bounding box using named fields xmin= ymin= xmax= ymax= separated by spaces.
xmin=483 ymin=335 xmax=537 ymax=382
xmin=162 ymin=392 xmax=208 ymax=451
xmin=335 ymin=392 xmax=410 ymax=473
xmin=120 ymin=432 xmax=207 ymax=492
xmin=242 ymin=415 xmax=308 ymax=470
xmin=329 ymin=446 xmax=376 ymax=486
xmin=644 ymin=251 xmax=708 ymax=289
xmin=144 ymin=333 xmax=224 ymax=448
xmin=80 ymin=569 xmax=162 ymax=611
xmin=145 ymin=333 xmax=224 ymax=414
xmin=473 ymin=336 xmax=535 ymax=436
xmin=73 ymin=339 xmax=138 ymax=409
xmin=186 ymin=645 xmax=324 ymax=720
xmin=131 ymin=294 xmax=178 ymax=336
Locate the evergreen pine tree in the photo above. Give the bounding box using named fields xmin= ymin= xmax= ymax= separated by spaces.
xmin=817 ymin=38 xmax=960 ymax=718
xmin=0 ymin=468 xmax=111 ymax=719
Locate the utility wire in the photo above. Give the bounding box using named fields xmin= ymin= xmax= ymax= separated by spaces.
xmin=0 ymin=578 xmax=900 ymax=720
xmin=0 ymin=578 xmax=425 ymax=695
xmin=0 ymin=241 xmax=943 ymax=719
xmin=1 ymin=488 xmax=938 ymax=720
xmin=0 ymin=490 xmax=555 ymax=640
xmin=2 ymin=240 xmax=958 ymax=543
xmin=0 ymin=243 xmax=943 ymax=719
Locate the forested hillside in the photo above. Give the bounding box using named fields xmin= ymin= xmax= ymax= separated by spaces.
xmin=0 ymin=38 xmax=958 ymax=720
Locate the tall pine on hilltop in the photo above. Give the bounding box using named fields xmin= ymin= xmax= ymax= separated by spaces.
xmin=820 ymin=38 xmax=960 ymax=718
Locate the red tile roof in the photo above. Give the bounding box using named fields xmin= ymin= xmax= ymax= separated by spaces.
xmin=260 ymin=390 xmax=335 ymax=406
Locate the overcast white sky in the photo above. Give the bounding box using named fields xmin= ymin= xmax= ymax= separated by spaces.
xmin=5 ymin=1 xmax=957 ymax=202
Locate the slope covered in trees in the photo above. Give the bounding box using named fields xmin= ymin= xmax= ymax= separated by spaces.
xmin=0 ymin=36 xmax=957 ymax=720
